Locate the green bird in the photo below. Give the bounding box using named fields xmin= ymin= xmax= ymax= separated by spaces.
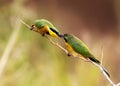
xmin=63 ymin=33 xmax=110 ymax=77
xmin=30 ymin=19 xmax=62 ymax=37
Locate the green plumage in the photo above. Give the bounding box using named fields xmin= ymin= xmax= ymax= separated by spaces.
xmin=35 ymin=19 xmax=59 ymax=33
xmin=63 ymin=33 xmax=110 ymax=78
xmin=64 ymin=34 xmax=100 ymax=64
xmin=31 ymin=19 xmax=62 ymax=37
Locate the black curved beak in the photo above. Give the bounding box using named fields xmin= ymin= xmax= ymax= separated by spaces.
xmin=30 ymin=25 xmax=34 ymax=30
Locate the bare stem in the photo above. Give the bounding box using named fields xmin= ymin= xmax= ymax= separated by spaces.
xmin=45 ymin=36 xmax=69 ymax=54
xmin=98 ymin=46 xmax=120 ymax=86
xmin=19 ymin=18 xmax=31 ymax=28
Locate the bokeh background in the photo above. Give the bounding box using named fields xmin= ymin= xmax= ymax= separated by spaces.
xmin=0 ymin=0 xmax=120 ymax=86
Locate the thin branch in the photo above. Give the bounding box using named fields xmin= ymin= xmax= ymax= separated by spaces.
xmin=116 ymin=83 xmax=120 ymax=86
xmin=45 ymin=36 xmax=69 ymax=54
xmin=19 ymin=18 xmax=31 ymax=28
xmin=97 ymin=45 xmax=120 ymax=86
xmin=92 ymin=62 xmax=115 ymax=86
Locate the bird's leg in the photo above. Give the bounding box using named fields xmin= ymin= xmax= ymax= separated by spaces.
xmin=42 ymin=34 xmax=45 ymax=37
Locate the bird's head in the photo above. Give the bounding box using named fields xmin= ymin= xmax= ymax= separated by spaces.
xmin=63 ymin=33 xmax=73 ymax=42
xmin=30 ymin=19 xmax=64 ymax=37
xmin=30 ymin=20 xmax=44 ymax=30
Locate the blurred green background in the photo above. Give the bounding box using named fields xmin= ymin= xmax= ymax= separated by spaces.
xmin=0 ymin=0 xmax=120 ymax=86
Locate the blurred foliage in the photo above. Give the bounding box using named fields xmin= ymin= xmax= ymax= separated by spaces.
xmin=0 ymin=0 xmax=120 ymax=86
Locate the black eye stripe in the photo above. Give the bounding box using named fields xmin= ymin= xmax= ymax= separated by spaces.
xmin=49 ymin=28 xmax=64 ymax=37
xmin=50 ymin=28 xmax=59 ymax=35
xmin=31 ymin=25 xmax=35 ymax=27
xmin=30 ymin=25 xmax=35 ymax=30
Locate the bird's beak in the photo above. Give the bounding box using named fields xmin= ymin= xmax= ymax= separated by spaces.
xmin=30 ymin=25 xmax=35 ymax=30
xmin=58 ymin=34 xmax=64 ymax=38
xmin=30 ymin=25 xmax=38 ymax=32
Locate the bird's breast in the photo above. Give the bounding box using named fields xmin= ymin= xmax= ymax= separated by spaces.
xmin=38 ymin=26 xmax=49 ymax=35
xmin=65 ymin=42 xmax=78 ymax=57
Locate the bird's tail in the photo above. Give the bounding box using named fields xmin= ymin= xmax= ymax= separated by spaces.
xmin=92 ymin=61 xmax=110 ymax=78
xmin=88 ymin=57 xmax=110 ymax=78
xmin=88 ymin=57 xmax=100 ymax=64
xmin=101 ymin=65 xmax=110 ymax=78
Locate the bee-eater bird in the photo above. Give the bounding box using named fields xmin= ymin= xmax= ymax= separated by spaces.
xmin=30 ymin=19 xmax=62 ymax=37
xmin=63 ymin=33 xmax=110 ymax=77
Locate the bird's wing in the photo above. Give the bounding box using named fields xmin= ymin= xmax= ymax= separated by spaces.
xmin=69 ymin=36 xmax=92 ymax=57
xmin=70 ymin=38 xmax=100 ymax=64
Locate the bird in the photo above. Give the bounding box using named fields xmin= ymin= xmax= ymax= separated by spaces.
xmin=30 ymin=19 xmax=62 ymax=37
xmin=63 ymin=33 xmax=110 ymax=77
